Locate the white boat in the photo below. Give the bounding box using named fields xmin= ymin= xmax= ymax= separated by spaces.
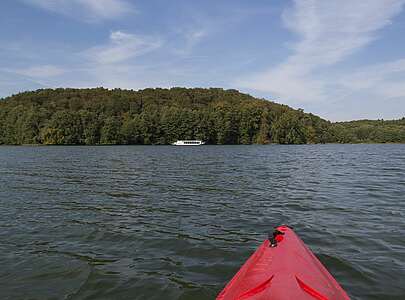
xmin=172 ymin=140 xmax=205 ymax=146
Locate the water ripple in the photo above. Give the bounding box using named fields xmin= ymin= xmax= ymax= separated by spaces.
xmin=0 ymin=144 xmax=404 ymax=299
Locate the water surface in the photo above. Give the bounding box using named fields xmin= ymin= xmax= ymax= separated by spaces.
xmin=0 ymin=145 xmax=404 ymax=299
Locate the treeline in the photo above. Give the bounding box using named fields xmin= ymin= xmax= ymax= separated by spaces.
xmin=0 ymin=87 xmax=404 ymax=145
xmin=331 ymin=119 xmax=405 ymax=143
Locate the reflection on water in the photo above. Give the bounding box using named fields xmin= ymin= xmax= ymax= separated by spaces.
xmin=0 ymin=145 xmax=404 ymax=299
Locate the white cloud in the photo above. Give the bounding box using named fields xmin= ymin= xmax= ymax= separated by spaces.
xmin=0 ymin=30 xmax=164 ymax=93
xmin=0 ymin=70 xmax=46 ymax=98
xmin=173 ymin=28 xmax=208 ymax=55
xmin=0 ymin=65 xmax=66 ymax=91
xmin=340 ymin=59 xmax=405 ymax=98
xmin=238 ymin=0 xmax=405 ymax=104
xmin=84 ymin=31 xmax=162 ymax=65
xmin=23 ymin=0 xmax=134 ymax=21
xmin=11 ymin=65 xmax=66 ymax=79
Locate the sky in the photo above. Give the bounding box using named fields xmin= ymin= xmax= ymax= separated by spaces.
xmin=1 ymin=0 xmax=405 ymax=121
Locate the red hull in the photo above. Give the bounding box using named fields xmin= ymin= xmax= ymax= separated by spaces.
xmin=217 ymin=226 xmax=350 ymax=300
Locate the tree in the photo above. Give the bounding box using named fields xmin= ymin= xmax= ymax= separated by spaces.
xmin=100 ymin=116 xmax=122 ymax=144
xmin=0 ymin=87 xmax=403 ymax=145
xmin=121 ymin=114 xmax=143 ymax=144
xmin=271 ymin=111 xmax=307 ymax=144
xmin=40 ymin=111 xmax=83 ymax=144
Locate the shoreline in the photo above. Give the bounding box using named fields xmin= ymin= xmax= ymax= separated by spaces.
xmin=1 ymin=142 xmax=405 ymax=147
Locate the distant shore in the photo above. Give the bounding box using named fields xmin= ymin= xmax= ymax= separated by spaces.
xmin=1 ymin=142 xmax=405 ymax=147
xmin=1 ymin=87 xmax=404 ymax=145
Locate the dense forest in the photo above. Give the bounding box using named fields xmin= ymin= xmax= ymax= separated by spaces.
xmin=0 ymin=87 xmax=404 ymax=145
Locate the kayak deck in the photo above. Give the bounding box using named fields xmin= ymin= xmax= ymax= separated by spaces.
xmin=217 ymin=225 xmax=350 ymax=300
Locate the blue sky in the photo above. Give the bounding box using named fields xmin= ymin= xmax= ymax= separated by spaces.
xmin=1 ymin=0 xmax=405 ymax=121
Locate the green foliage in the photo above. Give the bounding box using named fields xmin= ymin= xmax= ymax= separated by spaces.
xmin=331 ymin=119 xmax=405 ymax=143
xmin=40 ymin=111 xmax=84 ymax=145
xmin=271 ymin=110 xmax=308 ymax=144
xmin=0 ymin=87 xmax=404 ymax=145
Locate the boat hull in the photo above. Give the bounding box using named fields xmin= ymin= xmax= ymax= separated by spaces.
xmin=172 ymin=140 xmax=205 ymax=146
xmin=217 ymin=225 xmax=350 ymax=300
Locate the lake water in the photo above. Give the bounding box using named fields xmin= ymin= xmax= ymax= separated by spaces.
xmin=0 ymin=145 xmax=404 ymax=300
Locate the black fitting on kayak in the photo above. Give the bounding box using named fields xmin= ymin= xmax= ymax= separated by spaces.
xmin=269 ymin=229 xmax=285 ymax=247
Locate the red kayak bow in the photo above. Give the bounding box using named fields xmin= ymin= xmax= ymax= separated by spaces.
xmin=217 ymin=225 xmax=350 ymax=300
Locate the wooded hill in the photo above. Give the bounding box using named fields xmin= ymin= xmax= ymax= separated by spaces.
xmin=0 ymin=88 xmax=404 ymax=145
